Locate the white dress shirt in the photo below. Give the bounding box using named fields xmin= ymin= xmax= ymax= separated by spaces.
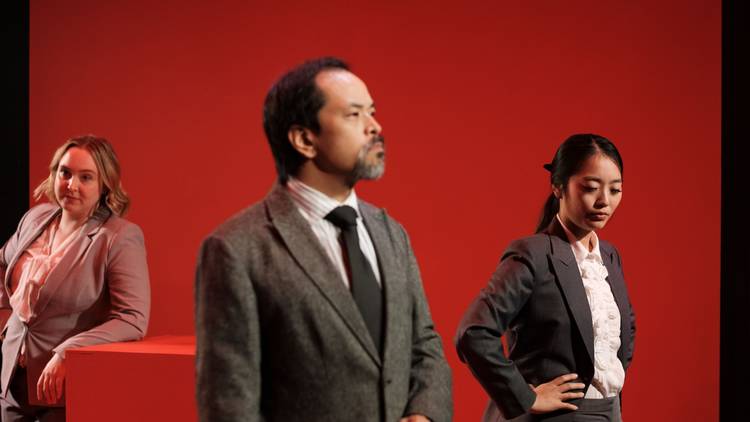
xmin=286 ymin=177 xmax=381 ymax=288
xmin=556 ymin=215 xmax=625 ymax=399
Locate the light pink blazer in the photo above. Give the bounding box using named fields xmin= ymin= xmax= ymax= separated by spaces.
xmin=0 ymin=203 xmax=150 ymax=406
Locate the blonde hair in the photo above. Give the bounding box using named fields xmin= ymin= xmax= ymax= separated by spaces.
xmin=33 ymin=135 xmax=131 ymax=216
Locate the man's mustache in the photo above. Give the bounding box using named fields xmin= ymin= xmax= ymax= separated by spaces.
xmin=368 ymin=135 xmax=385 ymax=148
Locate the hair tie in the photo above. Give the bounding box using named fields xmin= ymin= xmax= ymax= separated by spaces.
xmin=543 ymin=163 xmax=553 ymax=172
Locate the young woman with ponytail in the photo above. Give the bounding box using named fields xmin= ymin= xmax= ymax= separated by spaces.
xmin=456 ymin=134 xmax=635 ymax=422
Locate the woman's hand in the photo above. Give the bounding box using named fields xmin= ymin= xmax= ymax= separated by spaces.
xmin=400 ymin=415 xmax=430 ymax=422
xmin=37 ymin=353 xmax=66 ymax=404
xmin=529 ymin=373 xmax=585 ymax=414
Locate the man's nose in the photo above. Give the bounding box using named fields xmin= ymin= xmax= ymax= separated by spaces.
xmin=367 ymin=115 xmax=382 ymax=135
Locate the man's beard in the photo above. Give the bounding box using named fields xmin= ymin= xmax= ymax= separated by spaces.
xmin=347 ymin=135 xmax=385 ymax=187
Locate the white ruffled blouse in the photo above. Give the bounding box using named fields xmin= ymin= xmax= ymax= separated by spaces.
xmin=556 ymin=215 xmax=624 ymax=399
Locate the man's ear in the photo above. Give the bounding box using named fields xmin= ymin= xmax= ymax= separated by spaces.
xmin=288 ymin=125 xmax=316 ymax=159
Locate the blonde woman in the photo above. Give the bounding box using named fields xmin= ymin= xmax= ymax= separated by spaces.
xmin=0 ymin=135 xmax=150 ymax=421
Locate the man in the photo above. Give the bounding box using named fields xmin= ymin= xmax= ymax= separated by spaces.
xmin=195 ymin=57 xmax=453 ymax=422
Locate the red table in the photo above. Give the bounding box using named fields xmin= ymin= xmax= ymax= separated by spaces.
xmin=65 ymin=335 xmax=197 ymax=421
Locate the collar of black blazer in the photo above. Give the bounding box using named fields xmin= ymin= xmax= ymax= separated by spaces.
xmin=543 ymin=215 xmax=632 ymax=370
xmin=543 ymin=217 xmax=616 ymax=267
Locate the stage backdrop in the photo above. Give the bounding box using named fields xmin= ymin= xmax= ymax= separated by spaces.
xmin=29 ymin=1 xmax=719 ymax=420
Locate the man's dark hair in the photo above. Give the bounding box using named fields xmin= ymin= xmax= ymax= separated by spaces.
xmin=263 ymin=57 xmax=350 ymax=183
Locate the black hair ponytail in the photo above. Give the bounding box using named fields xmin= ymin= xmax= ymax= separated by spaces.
xmin=535 ymin=193 xmax=560 ymax=233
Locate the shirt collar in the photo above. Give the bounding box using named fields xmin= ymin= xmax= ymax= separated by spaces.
xmin=286 ymin=176 xmax=360 ymax=221
xmin=555 ymin=214 xmax=603 ymax=264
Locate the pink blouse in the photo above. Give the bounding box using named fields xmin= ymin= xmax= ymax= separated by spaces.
xmin=10 ymin=217 xmax=83 ymax=323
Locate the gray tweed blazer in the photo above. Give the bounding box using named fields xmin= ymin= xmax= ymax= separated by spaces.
xmin=195 ymin=184 xmax=453 ymax=422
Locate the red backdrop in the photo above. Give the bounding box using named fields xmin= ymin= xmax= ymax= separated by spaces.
xmin=28 ymin=1 xmax=720 ymax=420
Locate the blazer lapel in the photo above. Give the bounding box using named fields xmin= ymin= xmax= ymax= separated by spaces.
xmin=3 ymin=207 xmax=61 ymax=293
xmin=32 ymin=206 xmax=111 ymax=320
xmin=546 ymin=220 xmax=595 ymax=366
xmin=600 ymin=243 xmax=632 ymax=365
xmin=358 ymin=202 xmax=408 ymax=368
xmin=265 ymin=185 xmax=381 ymax=366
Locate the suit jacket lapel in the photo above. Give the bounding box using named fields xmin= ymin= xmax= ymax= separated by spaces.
xmin=32 ymin=206 xmax=110 ymax=319
xmin=265 ymin=184 xmax=381 ymax=366
xmin=358 ymin=202 xmax=408 ymax=368
xmin=600 ymin=243 xmax=632 ymax=366
xmin=3 ymin=207 xmax=61 ymax=293
xmin=546 ymin=219 xmax=595 ymax=366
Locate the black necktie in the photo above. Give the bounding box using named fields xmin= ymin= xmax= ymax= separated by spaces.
xmin=325 ymin=205 xmax=383 ymax=352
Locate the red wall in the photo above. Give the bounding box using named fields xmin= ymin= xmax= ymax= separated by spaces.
xmin=29 ymin=1 xmax=720 ymax=420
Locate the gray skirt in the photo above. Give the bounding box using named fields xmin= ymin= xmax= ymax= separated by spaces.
xmin=487 ymin=396 xmax=622 ymax=422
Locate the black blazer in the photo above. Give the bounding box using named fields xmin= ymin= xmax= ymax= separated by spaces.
xmin=455 ymin=218 xmax=635 ymax=421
